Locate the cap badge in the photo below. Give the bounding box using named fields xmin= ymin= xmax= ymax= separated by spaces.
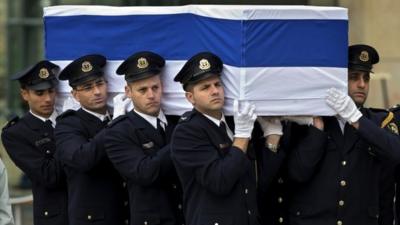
xmin=38 ymin=68 xmax=49 ymax=79
xmin=81 ymin=61 xmax=93 ymax=72
xmin=199 ymin=59 xmax=211 ymax=70
xmin=137 ymin=57 xmax=149 ymax=69
xmin=359 ymin=51 xmax=369 ymax=62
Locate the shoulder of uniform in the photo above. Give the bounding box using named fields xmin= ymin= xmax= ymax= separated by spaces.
xmin=2 ymin=115 xmax=19 ymax=130
xmin=108 ymin=115 xmax=128 ymax=128
xmin=56 ymin=109 xmax=77 ymax=121
xmin=178 ymin=110 xmax=196 ymax=123
xmin=368 ymin=107 xmax=389 ymax=114
xmin=389 ymin=104 xmax=400 ymax=112
xmin=372 ymin=108 xmax=398 ymax=132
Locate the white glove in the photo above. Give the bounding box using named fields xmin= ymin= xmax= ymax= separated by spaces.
xmin=62 ymin=96 xmax=81 ymax=112
xmin=112 ymin=93 xmax=133 ymax=119
xmin=257 ymin=117 xmax=283 ymax=137
xmin=282 ymin=116 xmax=313 ymax=126
xmin=326 ymin=88 xmax=362 ymax=123
xmin=233 ymin=100 xmax=257 ymax=138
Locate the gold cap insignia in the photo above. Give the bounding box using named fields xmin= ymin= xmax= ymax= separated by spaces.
xmin=359 ymin=51 xmax=369 ymax=62
xmin=388 ymin=122 xmax=399 ymax=135
xmin=137 ymin=57 xmax=149 ymax=69
xmin=199 ymin=59 xmax=211 ymax=70
xmin=38 ymin=68 xmax=49 ymax=79
xmin=81 ymin=61 xmax=93 ymax=72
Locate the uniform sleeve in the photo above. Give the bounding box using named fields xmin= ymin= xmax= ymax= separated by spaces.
xmin=257 ymin=145 xmax=286 ymax=193
xmin=1 ymin=129 xmax=64 ymax=188
xmin=287 ymin=125 xmax=328 ymax=183
xmin=0 ymin=160 xmax=14 ymax=225
xmin=253 ymin=122 xmax=287 ymax=192
xmin=357 ymin=116 xmax=400 ymax=163
xmin=378 ymin=164 xmax=395 ymax=225
xmin=54 ymin=118 xmax=106 ymax=172
xmin=105 ymin=126 xmax=173 ymax=186
xmin=171 ymin=123 xmax=250 ymax=196
xmin=394 ymin=165 xmax=400 ymax=221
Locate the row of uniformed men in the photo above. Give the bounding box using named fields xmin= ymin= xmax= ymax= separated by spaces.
xmin=2 ymin=44 xmax=400 ymax=225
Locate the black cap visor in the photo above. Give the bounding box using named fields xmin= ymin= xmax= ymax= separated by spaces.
xmin=25 ymin=79 xmax=59 ymax=91
xmin=349 ymin=63 xmax=373 ymax=73
xmin=69 ymin=71 xmax=104 ymax=87
xmin=125 ymin=68 xmax=161 ymax=83
xmin=183 ymin=72 xmax=221 ymax=90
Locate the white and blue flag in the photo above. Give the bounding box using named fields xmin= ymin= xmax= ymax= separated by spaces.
xmin=43 ymin=5 xmax=348 ymax=115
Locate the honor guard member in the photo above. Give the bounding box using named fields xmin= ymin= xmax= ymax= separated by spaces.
xmin=254 ymin=117 xmax=289 ymax=225
xmin=285 ymin=44 xmax=400 ymax=225
xmin=171 ymin=52 xmax=260 ymax=225
xmin=106 ymin=51 xmax=184 ymax=225
xmin=255 ymin=116 xmax=325 ymax=225
xmin=1 ymin=61 xmax=68 ymax=225
xmin=388 ymin=104 xmax=400 ymax=223
xmin=389 ymin=104 xmax=400 ymax=128
xmin=55 ymin=54 xmax=129 ymax=225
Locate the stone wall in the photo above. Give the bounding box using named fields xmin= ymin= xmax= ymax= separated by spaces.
xmin=339 ymin=0 xmax=400 ymax=108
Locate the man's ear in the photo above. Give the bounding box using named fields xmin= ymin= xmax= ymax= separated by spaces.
xmin=125 ymin=84 xmax=137 ymax=106
xmin=71 ymin=89 xmax=79 ymax=102
xmin=20 ymin=88 xmax=29 ymax=102
xmin=185 ymin=91 xmax=195 ymax=105
xmin=125 ymin=85 xmax=131 ymax=98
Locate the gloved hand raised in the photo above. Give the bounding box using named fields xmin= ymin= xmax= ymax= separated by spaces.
xmin=112 ymin=93 xmax=133 ymax=119
xmin=326 ymin=88 xmax=362 ymax=123
xmin=257 ymin=117 xmax=283 ymax=137
xmin=233 ymin=100 xmax=257 ymax=138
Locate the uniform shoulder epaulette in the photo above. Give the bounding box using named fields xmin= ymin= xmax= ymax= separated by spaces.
xmin=373 ymin=108 xmax=399 ymax=134
xmin=2 ymin=115 xmax=19 ymax=130
xmin=366 ymin=107 xmax=395 ymax=129
xmin=56 ymin=109 xmax=77 ymax=121
xmin=368 ymin=107 xmax=389 ymax=113
xmin=108 ymin=115 xmax=128 ymax=128
xmin=178 ymin=111 xmax=196 ymax=123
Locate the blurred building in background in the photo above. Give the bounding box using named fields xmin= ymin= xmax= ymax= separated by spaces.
xmin=341 ymin=1 xmax=400 ymax=109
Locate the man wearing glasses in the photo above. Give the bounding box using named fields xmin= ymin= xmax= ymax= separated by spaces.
xmin=55 ymin=54 xmax=129 ymax=225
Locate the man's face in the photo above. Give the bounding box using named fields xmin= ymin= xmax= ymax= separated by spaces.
xmin=126 ymin=75 xmax=162 ymax=117
xmin=21 ymin=88 xmax=56 ymax=118
xmin=72 ymin=77 xmax=108 ymax=113
xmin=185 ymin=75 xmax=225 ymax=117
xmin=348 ymin=69 xmax=370 ymax=107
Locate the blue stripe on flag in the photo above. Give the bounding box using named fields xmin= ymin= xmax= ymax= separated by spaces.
xmin=44 ymin=14 xmax=347 ymax=67
xmin=244 ymin=19 xmax=348 ymax=67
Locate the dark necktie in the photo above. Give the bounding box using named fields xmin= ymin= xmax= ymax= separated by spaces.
xmin=45 ymin=119 xmax=53 ymax=127
xmin=43 ymin=120 xmax=54 ymax=135
xmin=219 ymin=121 xmax=229 ymax=137
xmin=102 ymin=116 xmax=110 ymax=126
xmin=157 ymin=118 xmax=166 ymax=140
xmin=219 ymin=121 xmax=231 ymax=141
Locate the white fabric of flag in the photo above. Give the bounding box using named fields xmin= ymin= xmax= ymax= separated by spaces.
xmin=43 ymin=5 xmax=348 ymax=116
